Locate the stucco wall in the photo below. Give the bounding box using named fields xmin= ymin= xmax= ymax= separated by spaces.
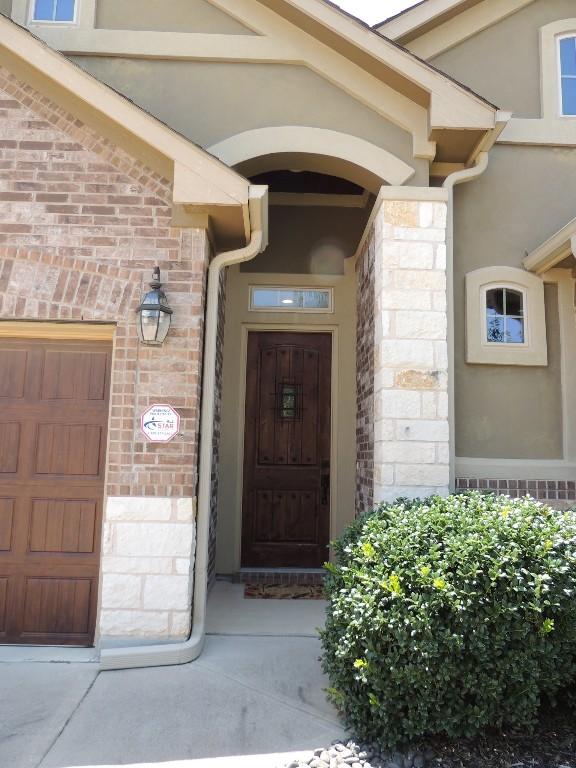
xmin=95 ymin=0 xmax=254 ymax=34
xmin=452 ymin=144 xmax=570 ymax=459
xmin=70 ymin=58 xmax=427 ymax=185
xmin=0 ymin=1 xmax=11 ymax=17
xmin=243 ymin=205 xmax=371 ymax=275
xmin=431 ymin=0 xmax=576 ymax=117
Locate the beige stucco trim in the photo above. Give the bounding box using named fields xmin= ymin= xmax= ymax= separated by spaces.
xmin=390 ymin=0 xmax=534 ymax=59
xmin=455 ymin=457 xmax=576 ymax=480
xmin=465 ymin=266 xmax=548 ymax=366
xmin=0 ymin=320 xmax=116 ymax=340
xmin=545 ymin=269 xmax=576 ymax=463
xmin=524 ymin=217 xmax=576 ymax=274
xmin=208 ymin=128 xmax=416 ymax=187
xmin=377 ymin=0 xmax=483 ymax=40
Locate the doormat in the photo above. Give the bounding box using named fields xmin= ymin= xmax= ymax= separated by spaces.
xmin=244 ymin=583 xmax=326 ymax=600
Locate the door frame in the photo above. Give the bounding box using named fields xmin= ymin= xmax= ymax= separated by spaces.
xmin=233 ymin=323 xmax=339 ymax=570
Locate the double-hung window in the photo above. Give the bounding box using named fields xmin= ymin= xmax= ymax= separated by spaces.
xmin=559 ymin=35 xmax=576 ymax=116
xmin=32 ymin=0 xmax=76 ymax=23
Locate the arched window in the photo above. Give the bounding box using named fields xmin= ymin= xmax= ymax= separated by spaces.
xmin=486 ymin=287 xmax=524 ymax=344
xmin=466 ymin=267 xmax=547 ymax=366
xmin=560 ymin=36 xmax=576 ymax=116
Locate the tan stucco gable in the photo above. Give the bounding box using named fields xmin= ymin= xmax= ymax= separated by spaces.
xmin=12 ymin=0 xmax=505 ymax=166
xmin=0 ymin=15 xmax=252 ymax=246
xmin=377 ymin=0 xmax=536 ymax=58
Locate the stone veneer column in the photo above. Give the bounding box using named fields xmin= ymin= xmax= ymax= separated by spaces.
xmin=373 ymin=189 xmax=450 ymax=502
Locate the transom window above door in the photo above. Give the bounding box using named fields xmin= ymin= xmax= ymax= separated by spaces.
xmin=32 ymin=0 xmax=76 ymax=22
xmin=559 ymin=36 xmax=576 ymax=116
xmin=249 ymin=287 xmax=333 ymax=312
xmin=486 ymin=287 xmax=524 ymax=344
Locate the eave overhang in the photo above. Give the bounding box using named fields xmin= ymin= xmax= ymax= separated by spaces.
xmin=375 ymin=0 xmax=486 ymax=44
xmin=524 ymin=218 xmax=576 ymax=275
xmin=0 ymin=16 xmax=252 ymax=248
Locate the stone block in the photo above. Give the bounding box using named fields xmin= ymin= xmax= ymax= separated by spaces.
xmin=171 ymin=611 xmax=191 ymax=638
xmin=395 ymin=310 xmax=447 ymax=340
xmin=376 ymin=389 xmax=421 ymax=419
xmin=378 ymin=440 xmax=436 ymax=465
xmin=99 ymin=609 xmax=170 ymax=637
xmin=102 ymin=555 xmax=174 ymax=575
xmin=176 ymin=497 xmax=196 ymax=522
xmin=143 ymin=574 xmax=191 ymax=610
xmin=101 ymin=573 xmax=142 ymax=610
xmin=115 ymin=522 xmax=194 ymax=558
xmin=433 ymin=203 xmax=448 ymax=228
xmin=393 ymin=226 xmax=446 ymax=242
xmin=381 ymin=200 xmax=419 ymax=227
xmin=395 ymin=463 xmax=450 ymax=488
xmin=380 ymin=241 xmax=434 ymax=269
xmin=394 ymin=269 xmax=446 ymax=291
xmin=418 ymin=202 xmax=434 ymax=228
xmin=106 ymin=496 xmax=172 ymax=522
xmin=435 ymin=244 xmax=447 ymax=270
xmin=377 ymin=340 xmax=435 ymax=368
xmin=377 ymin=288 xmax=432 ymax=311
xmin=395 ymin=419 xmax=450 ymax=442
xmin=395 ymin=369 xmax=440 ymax=390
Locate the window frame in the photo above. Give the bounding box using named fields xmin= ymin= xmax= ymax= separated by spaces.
xmin=248 ymin=286 xmax=334 ymax=314
xmin=558 ymin=33 xmax=576 ymax=117
xmin=466 ymin=267 xmax=548 ymax=366
xmin=29 ymin=0 xmax=78 ymax=25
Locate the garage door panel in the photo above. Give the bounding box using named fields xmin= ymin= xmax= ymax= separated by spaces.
xmin=0 ymin=577 xmax=8 ymax=635
xmin=29 ymin=499 xmax=97 ymax=554
xmin=0 ymin=499 xmax=14 ymax=551
xmin=36 ymin=424 xmax=103 ymax=477
xmin=22 ymin=577 xmax=92 ymax=636
xmin=0 ymin=350 xmax=27 ymax=399
xmin=42 ymin=350 xmax=109 ymax=402
xmin=0 ymin=424 xmax=21 ymax=475
xmin=0 ymin=338 xmax=110 ymax=646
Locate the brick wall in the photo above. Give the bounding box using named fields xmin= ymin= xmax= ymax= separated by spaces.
xmin=356 ymin=227 xmax=375 ymax=514
xmin=0 ymin=65 xmax=209 ymax=640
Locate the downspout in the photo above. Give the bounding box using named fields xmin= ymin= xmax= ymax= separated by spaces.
xmin=443 ymin=152 xmax=489 ymax=493
xmin=101 ymin=185 xmax=268 ymax=671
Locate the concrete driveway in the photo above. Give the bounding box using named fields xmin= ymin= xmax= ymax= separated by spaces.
xmin=0 ymin=635 xmax=345 ymax=768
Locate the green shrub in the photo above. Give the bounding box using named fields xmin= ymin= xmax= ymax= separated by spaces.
xmin=320 ymin=493 xmax=576 ymax=748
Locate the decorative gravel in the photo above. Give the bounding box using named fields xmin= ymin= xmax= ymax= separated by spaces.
xmin=284 ymin=740 xmax=430 ymax=768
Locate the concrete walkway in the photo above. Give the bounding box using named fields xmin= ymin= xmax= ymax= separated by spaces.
xmin=0 ymin=591 xmax=345 ymax=768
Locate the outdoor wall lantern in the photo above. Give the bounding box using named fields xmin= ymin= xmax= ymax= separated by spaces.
xmin=136 ymin=266 xmax=173 ymax=346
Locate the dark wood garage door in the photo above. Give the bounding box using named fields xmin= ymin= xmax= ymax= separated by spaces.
xmin=0 ymin=337 xmax=111 ymax=646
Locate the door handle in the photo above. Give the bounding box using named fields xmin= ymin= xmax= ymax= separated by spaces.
xmin=321 ymin=473 xmax=330 ymax=506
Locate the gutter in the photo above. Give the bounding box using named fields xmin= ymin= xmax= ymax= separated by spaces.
xmin=442 ymin=152 xmax=489 ymax=493
xmin=100 ymin=185 xmax=269 ymax=671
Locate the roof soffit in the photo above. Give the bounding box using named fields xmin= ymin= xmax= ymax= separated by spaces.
xmin=524 ymin=217 xmax=576 ymax=274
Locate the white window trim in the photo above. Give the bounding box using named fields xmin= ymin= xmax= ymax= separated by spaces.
xmin=248 ymin=286 xmax=334 ymax=314
xmin=540 ymin=19 xmax=576 ymax=121
xmin=29 ymin=0 xmax=78 ymax=25
xmin=466 ymin=267 xmax=548 ymax=366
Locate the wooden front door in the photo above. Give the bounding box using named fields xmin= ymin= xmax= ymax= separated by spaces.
xmin=0 ymin=338 xmax=111 ymax=646
xmin=242 ymin=332 xmax=331 ymax=568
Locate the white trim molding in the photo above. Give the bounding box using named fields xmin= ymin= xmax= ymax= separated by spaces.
xmin=456 ymin=457 xmax=576 ymax=481
xmin=207 ymin=127 xmax=416 ymax=188
xmin=465 ymin=266 xmax=548 ymax=366
xmin=524 ymin=215 xmax=576 ymax=274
